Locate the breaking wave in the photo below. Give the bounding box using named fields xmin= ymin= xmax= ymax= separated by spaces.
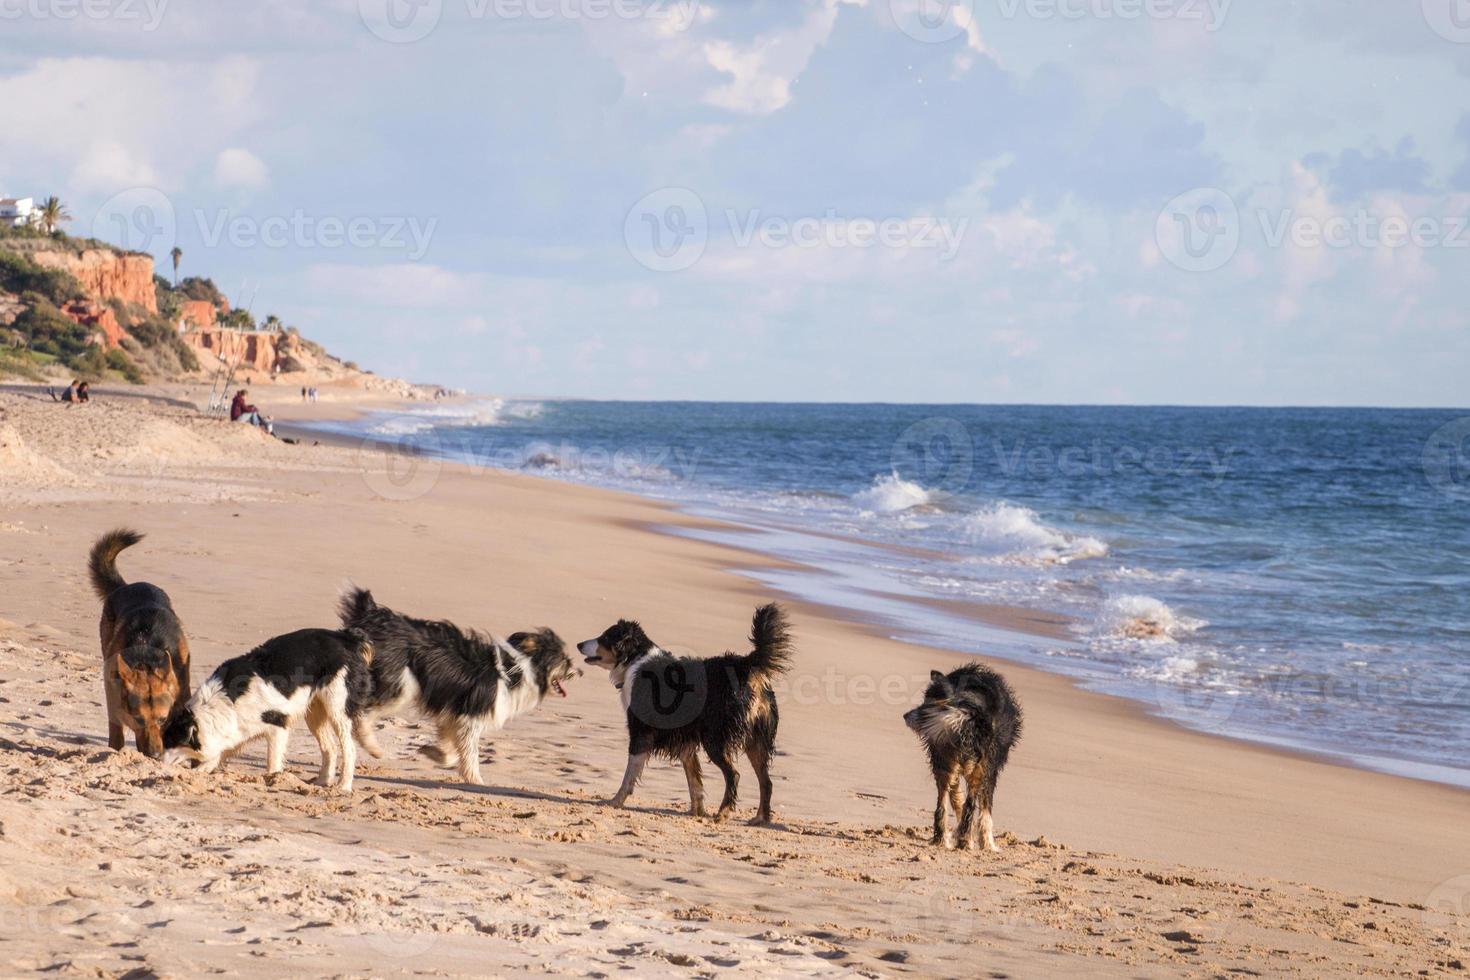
xmin=852 ymin=472 xmax=937 ymax=513
xmin=966 ymin=502 xmax=1109 ymax=564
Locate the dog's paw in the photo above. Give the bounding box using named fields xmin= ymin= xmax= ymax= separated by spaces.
xmin=418 ymin=744 xmax=451 ymax=766
xmin=746 ymin=814 xmax=772 ymax=827
xmin=602 ymin=796 xmax=627 ymax=809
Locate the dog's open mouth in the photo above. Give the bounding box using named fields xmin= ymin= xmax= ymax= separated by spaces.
xmin=552 ymin=679 xmax=568 ymax=698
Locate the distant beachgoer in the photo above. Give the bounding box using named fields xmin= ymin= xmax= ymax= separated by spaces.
xmin=76 ymin=381 xmax=90 ymax=403
xmin=301 ymin=386 xmax=308 ymax=401
xmin=54 ymin=380 xmax=79 ymax=404
xmin=230 ymin=389 xmax=274 ymax=436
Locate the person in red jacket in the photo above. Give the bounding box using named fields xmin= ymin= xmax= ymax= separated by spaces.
xmin=229 ymin=389 xmax=273 ymax=435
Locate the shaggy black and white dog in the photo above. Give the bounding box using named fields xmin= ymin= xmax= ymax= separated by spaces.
xmin=903 ymin=663 xmax=1022 ymax=852
xmin=163 ymin=628 xmax=374 ymax=792
xmin=338 ymin=588 xmax=580 ymax=786
xmin=578 ymin=603 xmax=792 ymax=825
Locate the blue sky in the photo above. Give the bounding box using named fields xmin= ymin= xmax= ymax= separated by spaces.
xmin=2 ymin=0 xmax=1468 ymax=404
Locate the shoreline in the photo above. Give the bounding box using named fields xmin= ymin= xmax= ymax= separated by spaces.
xmin=3 ymin=386 xmax=1468 ymax=975
xmin=282 ymin=397 xmax=1470 ymax=795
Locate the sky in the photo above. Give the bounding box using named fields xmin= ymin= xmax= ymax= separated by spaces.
xmin=1 ymin=0 xmax=1468 ymax=405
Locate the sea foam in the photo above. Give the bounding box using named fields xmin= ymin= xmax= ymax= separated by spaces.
xmin=368 ymin=399 xmax=542 ymax=436
xmin=1098 ymin=594 xmax=1206 ymax=643
xmin=852 ymin=472 xmax=936 ymax=513
xmin=966 ymin=502 xmax=1108 ymax=564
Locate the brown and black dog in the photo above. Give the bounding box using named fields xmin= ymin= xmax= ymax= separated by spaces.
xmin=89 ymin=529 xmax=190 ymax=758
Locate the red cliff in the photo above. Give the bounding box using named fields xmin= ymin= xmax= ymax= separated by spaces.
xmin=14 ymin=243 xmax=157 ymax=314
xmin=60 ymin=300 xmax=128 ymax=350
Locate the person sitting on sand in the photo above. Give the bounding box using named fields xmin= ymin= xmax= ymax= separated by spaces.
xmin=52 ymin=380 xmax=79 ymax=404
xmin=229 ymin=389 xmax=274 ymax=436
xmin=76 ymin=381 xmax=90 ymax=404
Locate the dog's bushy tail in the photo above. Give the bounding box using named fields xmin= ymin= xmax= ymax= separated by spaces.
xmin=337 ymin=586 xmax=377 ymax=631
xmin=88 ymin=528 xmax=142 ymax=600
xmin=746 ymin=602 xmax=793 ymax=682
xmin=343 ymin=627 xmax=375 ymax=667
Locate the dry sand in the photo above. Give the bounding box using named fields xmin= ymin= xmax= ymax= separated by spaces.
xmin=1 ymin=384 xmax=1468 ymax=978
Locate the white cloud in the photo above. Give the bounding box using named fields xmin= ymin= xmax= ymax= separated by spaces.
xmin=0 ymin=56 xmax=262 ymax=194
xmin=703 ymin=0 xmax=857 ymax=114
xmin=214 ymin=148 xmax=269 ymax=189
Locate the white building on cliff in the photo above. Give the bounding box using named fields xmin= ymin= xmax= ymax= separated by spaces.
xmin=0 ymin=196 xmax=36 ymax=227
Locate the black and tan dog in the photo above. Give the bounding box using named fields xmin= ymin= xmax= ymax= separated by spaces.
xmin=89 ymin=529 xmax=190 ymax=758
xmin=578 ymin=604 xmax=792 ymax=825
xmin=903 ymin=663 xmax=1022 ymax=852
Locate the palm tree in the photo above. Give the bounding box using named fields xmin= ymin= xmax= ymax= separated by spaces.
xmin=170 ymin=246 xmax=182 ymax=287
xmin=263 ymin=314 xmax=282 ymax=333
xmin=37 ymin=196 xmax=71 ymax=234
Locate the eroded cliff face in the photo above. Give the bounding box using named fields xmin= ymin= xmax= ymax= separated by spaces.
xmin=11 ymin=242 xmax=157 ymax=314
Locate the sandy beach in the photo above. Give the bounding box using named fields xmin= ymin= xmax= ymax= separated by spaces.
xmin=1 ymin=383 xmax=1468 ymax=978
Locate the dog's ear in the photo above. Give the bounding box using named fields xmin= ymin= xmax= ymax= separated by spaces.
xmin=927 ymin=670 xmax=955 ymax=699
xmin=509 ymin=629 xmax=564 ymax=660
xmin=610 ymin=621 xmax=643 ymax=658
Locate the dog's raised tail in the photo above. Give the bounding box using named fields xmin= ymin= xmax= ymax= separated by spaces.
xmin=747 ymin=602 xmax=793 ymax=681
xmin=88 ymin=528 xmax=143 ymax=600
xmin=337 ymin=586 xmax=377 ymax=631
xmin=343 ymin=627 xmax=375 ymax=667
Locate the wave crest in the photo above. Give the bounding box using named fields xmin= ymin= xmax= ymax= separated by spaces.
xmin=966 ymin=503 xmax=1108 ymax=564
xmin=852 ymin=472 xmax=936 ymax=514
xmin=1098 ymin=594 xmax=1206 ymax=642
xmin=368 ymin=399 xmax=543 ymax=436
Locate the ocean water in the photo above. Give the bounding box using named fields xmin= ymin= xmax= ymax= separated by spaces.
xmin=305 ymin=401 xmax=1470 ymax=786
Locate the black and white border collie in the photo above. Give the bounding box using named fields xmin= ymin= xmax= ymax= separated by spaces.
xmin=338 ymin=588 xmax=580 ymax=786
xmin=578 ymin=603 xmax=792 ymax=825
xmin=163 ymin=628 xmax=374 ymax=792
xmin=903 ymin=663 xmax=1022 ymax=852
